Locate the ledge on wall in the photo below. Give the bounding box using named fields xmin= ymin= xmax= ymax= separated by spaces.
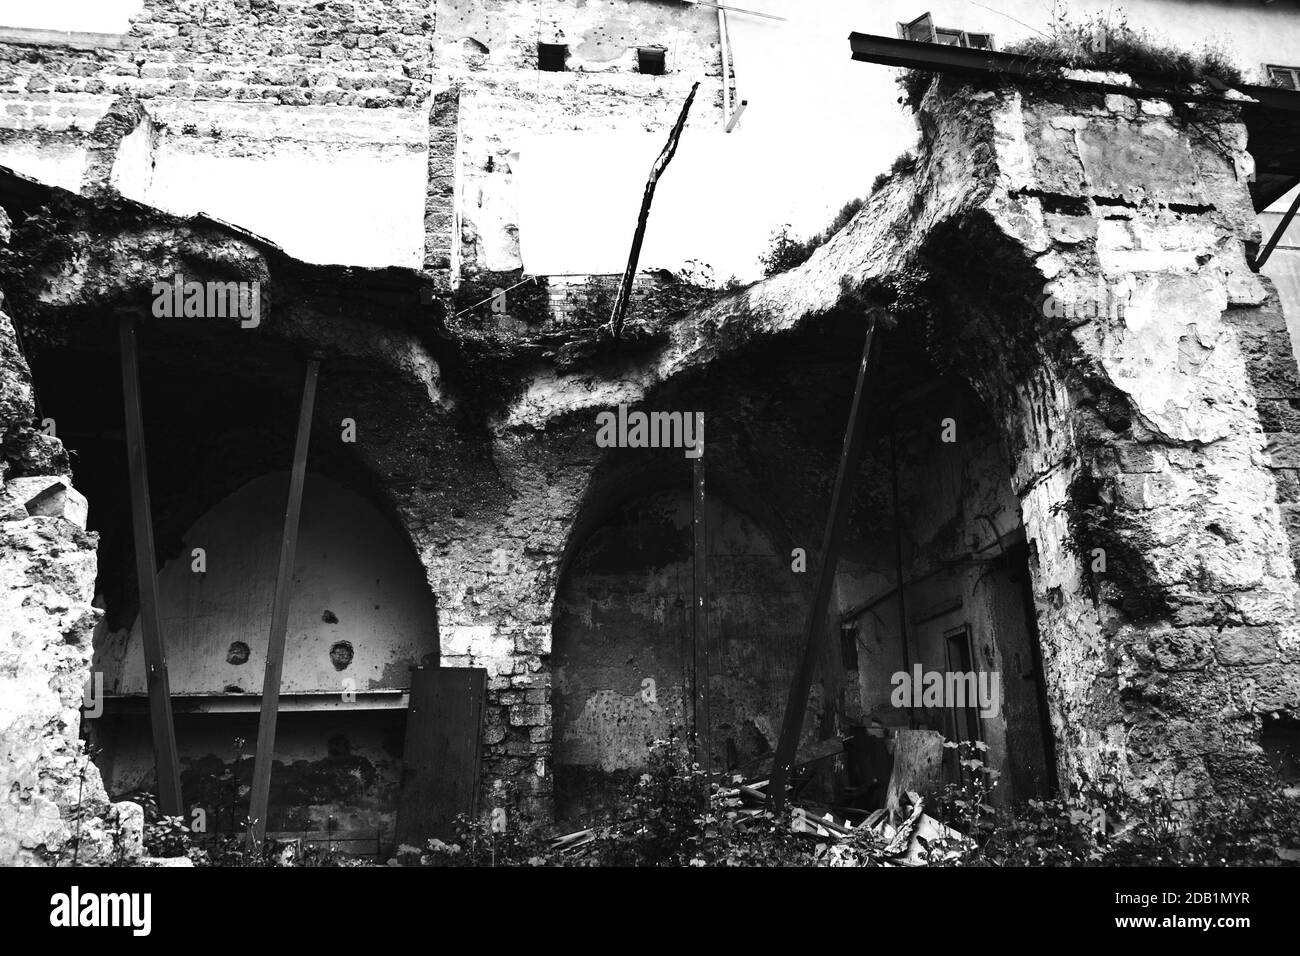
xmin=94 ymin=691 xmax=412 ymax=715
xmin=0 ymin=26 xmax=138 ymax=50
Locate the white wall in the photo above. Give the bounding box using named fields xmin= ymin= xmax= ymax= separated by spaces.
xmin=102 ymin=473 xmax=440 ymax=696
xmin=125 ymin=101 xmax=429 ymax=270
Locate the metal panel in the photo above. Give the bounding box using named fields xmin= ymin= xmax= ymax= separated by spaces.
xmin=395 ymin=667 xmax=486 ymax=846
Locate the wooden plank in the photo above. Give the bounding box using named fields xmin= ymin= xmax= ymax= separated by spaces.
xmin=607 ymin=82 xmax=698 ymax=338
xmin=746 ymin=736 xmax=844 ymax=780
xmin=247 ymin=358 xmax=320 ymax=848
xmin=769 ymin=318 xmax=879 ymax=809
xmin=691 ymin=450 xmax=711 ymax=771
xmin=395 ymin=667 xmax=486 ymax=847
xmin=116 ymin=308 xmax=183 ymax=817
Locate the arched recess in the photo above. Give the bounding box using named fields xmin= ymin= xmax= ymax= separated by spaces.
xmin=549 ymin=315 xmax=1056 ymax=821
xmin=99 ymin=471 xmax=439 ymax=695
xmin=89 ymin=471 xmax=439 ymax=846
xmin=552 ymin=483 xmax=809 ymax=822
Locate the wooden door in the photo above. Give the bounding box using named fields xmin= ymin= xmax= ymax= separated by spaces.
xmin=395 ymin=667 xmax=486 ymax=847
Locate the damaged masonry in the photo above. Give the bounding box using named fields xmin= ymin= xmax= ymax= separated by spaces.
xmin=0 ymin=0 xmax=1299 ymax=870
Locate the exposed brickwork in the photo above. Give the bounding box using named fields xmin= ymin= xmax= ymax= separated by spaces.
xmin=0 ymin=0 xmax=434 ymax=108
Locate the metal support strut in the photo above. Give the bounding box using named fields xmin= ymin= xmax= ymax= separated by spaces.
xmin=247 ymin=357 xmax=320 ymax=848
xmin=769 ymin=317 xmax=879 ymax=811
xmin=118 ymin=307 xmax=184 ymax=817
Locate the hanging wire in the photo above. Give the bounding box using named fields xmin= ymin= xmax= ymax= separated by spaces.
xmin=451 ymin=274 xmax=538 ymax=318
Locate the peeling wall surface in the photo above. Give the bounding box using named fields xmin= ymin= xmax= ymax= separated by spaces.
xmin=0 ymin=0 xmax=1298 ymax=866
xmin=553 ymin=490 xmax=811 ymax=821
xmin=101 ymin=472 xmax=440 ymax=696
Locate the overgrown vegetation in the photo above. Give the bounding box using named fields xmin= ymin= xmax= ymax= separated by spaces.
xmin=1004 ymin=8 xmax=1242 ymax=84
xmin=871 ymin=151 xmax=917 ymax=196
xmin=420 ymin=738 xmax=817 ymax=867
xmin=759 ymin=196 xmax=866 ymax=277
xmin=117 ymin=736 xmax=1300 ymax=867
xmin=416 ymin=739 xmax=1300 ymax=867
xmin=896 ymin=7 xmax=1243 ymax=112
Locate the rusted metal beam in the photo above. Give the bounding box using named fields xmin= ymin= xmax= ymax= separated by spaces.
xmin=247 ymin=357 xmax=320 ymax=848
xmin=691 ymin=443 xmax=712 ymax=772
xmin=116 ymin=307 xmax=183 ymax=817
xmin=608 ymin=81 xmax=698 ymax=339
xmin=847 ymin=32 xmax=1300 ymax=111
xmin=769 ymin=318 xmax=879 ymax=811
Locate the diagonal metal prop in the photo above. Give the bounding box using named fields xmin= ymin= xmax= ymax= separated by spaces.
xmin=769 ymin=316 xmax=880 ymax=811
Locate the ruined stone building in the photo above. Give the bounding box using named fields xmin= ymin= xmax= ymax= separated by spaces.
xmin=0 ymin=0 xmax=1298 ymax=865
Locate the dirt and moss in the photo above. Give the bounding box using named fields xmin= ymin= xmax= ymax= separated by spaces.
xmin=897 ymin=12 xmax=1244 ymax=112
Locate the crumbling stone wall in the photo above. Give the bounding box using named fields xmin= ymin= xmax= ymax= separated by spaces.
xmin=482 ymin=76 xmax=1300 ymax=806
xmin=5 ymin=66 xmax=1297 ymax=837
xmin=0 ymin=0 xmax=434 ymax=107
xmin=963 ymin=85 xmax=1300 ymax=801
xmin=0 ymin=234 xmax=142 ymax=862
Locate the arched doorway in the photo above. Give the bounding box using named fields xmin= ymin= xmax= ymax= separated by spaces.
xmin=549 ymin=322 xmax=1055 ymax=822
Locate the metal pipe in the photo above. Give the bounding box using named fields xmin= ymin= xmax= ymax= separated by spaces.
xmin=769 ymin=316 xmax=879 ymax=811
xmin=691 ymin=444 xmax=712 ymax=772
xmin=248 ymin=357 xmax=320 ymax=849
xmin=889 ymin=427 xmax=915 ymax=727
xmin=718 ymin=4 xmax=730 ymax=128
xmin=117 ymin=307 xmax=183 ymax=817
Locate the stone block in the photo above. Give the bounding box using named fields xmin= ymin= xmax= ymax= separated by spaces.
xmin=1214 ymin=627 xmax=1278 ymax=666
xmin=508 ymin=703 xmax=550 ymax=726
xmin=2 ymin=476 xmax=87 ymax=529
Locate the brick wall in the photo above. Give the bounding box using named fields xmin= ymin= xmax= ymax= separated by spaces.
xmin=0 ymin=0 xmax=434 ymax=107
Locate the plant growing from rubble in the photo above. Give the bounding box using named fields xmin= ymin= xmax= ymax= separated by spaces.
xmin=1006 ymin=8 xmax=1241 ymax=86
xmin=759 ymin=197 xmax=866 ymax=277
xmin=896 ymin=8 xmax=1243 ymax=112
xmin=870 ymin=151 xmax=917 ymax=195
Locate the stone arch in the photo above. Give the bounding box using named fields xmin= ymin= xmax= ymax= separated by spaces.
xmin=546 ymin=308 xmax=1059 ymax=815
xmin=99 ymin=471 xmax=440 ymax=697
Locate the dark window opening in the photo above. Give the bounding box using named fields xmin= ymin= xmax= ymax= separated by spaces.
xmin=1267 ymin=65 xmax=1300 ymax=91
xmin=839 ymin=624 xmax=859 ymax=670
xmin=538 ymin=42 xmax=568 ymax=72
xmin=898 ymin=12 xmax=995 ymax=51
xmin=637 ymin=46 xmax=667 ymax=75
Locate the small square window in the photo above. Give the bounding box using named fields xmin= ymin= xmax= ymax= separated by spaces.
xmin=637 ymin=46 xmax=666 ymax=75
xmin=538 ymin=42 xmax=568 ymax=72
xmin=1266 ymin=65 xmax=1300 ymax=91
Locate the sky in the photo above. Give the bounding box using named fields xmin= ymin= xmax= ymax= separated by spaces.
xmin=0 ymin=0 xmax=139 ymax=33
